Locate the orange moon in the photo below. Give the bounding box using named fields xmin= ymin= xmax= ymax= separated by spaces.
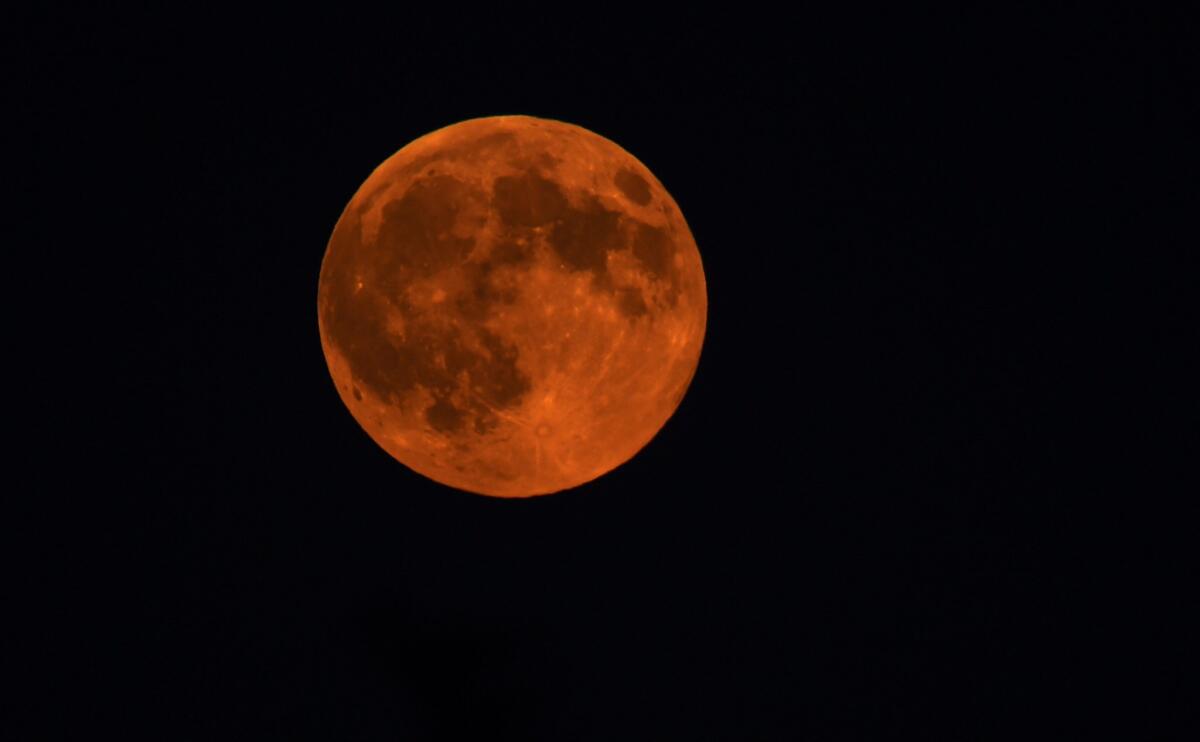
xmin=317 ymin=115 xmax=707 ymax=497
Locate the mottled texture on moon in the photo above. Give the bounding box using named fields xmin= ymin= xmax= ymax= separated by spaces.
xmin=318 ymin=115 xmax=707 ymax=497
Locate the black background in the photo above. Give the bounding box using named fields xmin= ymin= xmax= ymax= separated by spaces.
xmin=21 ymin=7 xmax=1197 ymax=739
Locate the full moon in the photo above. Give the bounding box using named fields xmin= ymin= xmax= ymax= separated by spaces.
xmin=318 ymin=115 xmax=707 ymax=497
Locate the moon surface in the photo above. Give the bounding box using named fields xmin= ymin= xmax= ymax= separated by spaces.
xmin=318 ymin=115 xmax=706 ymax=497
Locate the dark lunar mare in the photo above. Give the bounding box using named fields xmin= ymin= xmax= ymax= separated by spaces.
xmin=321 ymin=172 xmax=533 ymax=436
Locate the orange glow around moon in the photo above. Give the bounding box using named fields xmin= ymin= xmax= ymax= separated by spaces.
xmin=317 ymin=115 xmax=707 ymax=497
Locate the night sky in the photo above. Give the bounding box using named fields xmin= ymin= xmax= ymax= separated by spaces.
xmin=23 ymin=8 xmax=1195 ymax=739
